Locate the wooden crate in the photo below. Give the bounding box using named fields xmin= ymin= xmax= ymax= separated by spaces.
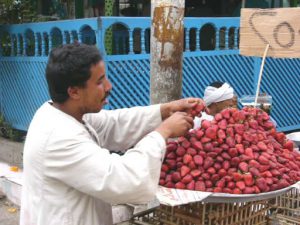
xmin=131 ymin=199 xmax=272 ymax=225
xmin=269 ymin=188 xmax=300 ymax=225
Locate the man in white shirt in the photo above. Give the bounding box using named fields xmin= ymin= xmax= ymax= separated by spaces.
xmin=20 ymin=43 xmax=204 ymax=225
xmin=194 ymin=81 xmax=237 ymax=129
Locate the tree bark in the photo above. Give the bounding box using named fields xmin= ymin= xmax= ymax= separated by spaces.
xmin=150 ymin=0 xmax=185 ymax=104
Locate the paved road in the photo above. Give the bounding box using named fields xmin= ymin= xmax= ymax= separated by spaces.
xmin=0 ymin=195 xmax=19 ymax=225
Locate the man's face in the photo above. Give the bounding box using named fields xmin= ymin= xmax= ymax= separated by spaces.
xmin=79 ymin=61 xmax=112 ymax=113
xmin=215 ymin=96 xmax=237 ymax=113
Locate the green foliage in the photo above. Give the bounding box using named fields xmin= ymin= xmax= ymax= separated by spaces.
xmin=0 ymin=114 xmax=26 ymax=142
xmin=0 ymin=0 xmax=75 ymax=24
xmin=0 ymin=0 xmax=37 ymax=24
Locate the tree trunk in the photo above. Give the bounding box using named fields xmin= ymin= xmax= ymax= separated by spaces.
xmin=150 ymin=0 xmax=185 ymax=104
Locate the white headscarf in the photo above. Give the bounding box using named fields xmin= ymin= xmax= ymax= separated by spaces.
xmin=203 ymin=83 xmax=234 ymax=106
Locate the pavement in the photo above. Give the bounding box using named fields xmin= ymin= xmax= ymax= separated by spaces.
xmin=0 ymin=192 xmax=19 ymax=225
xmin=0 ymin=136 xmax=22 ymax=225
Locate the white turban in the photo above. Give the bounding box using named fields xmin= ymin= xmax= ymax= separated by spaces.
xmin=203 ymin=83 xmax=234 ymax=106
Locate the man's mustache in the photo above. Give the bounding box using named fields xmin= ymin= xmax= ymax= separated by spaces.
xmin=104 ymin=92 xmax=110 ymax=99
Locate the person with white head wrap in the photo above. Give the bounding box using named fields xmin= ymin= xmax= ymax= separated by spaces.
xmin=203 ymin=83 xmax=235 ymax=106
xmin=194 ymin=81 xmax=237 ymax=129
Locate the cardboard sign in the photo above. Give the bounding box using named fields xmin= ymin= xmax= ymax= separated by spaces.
xmin=240 ymin=8 xmax=300 ymax=58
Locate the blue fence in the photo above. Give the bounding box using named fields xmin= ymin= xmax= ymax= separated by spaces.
xmin=0 ymin=17 xmax=299 ymax=132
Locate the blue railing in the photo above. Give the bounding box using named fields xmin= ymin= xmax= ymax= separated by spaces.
xmin=0 ymin=17 xmax=239 ymax=56
xmin=0 ymin=18 xmax=99 ymax=57
xmin=0 ymin=17 xmax=299 ymax=132
xmin=100 ymin=17 xmax=239 ymax=55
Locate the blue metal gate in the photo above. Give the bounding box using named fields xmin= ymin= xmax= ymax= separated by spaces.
xmin=0 ymin=17 xmax=299 ymax=131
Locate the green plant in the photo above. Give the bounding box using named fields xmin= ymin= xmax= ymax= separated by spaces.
xmin=0 ymin=114 xmax=26 ymax=142
xmin=0 ymin=0 xmax=37 ymax=24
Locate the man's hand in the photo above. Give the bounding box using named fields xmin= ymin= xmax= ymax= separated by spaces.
xmin=160 ymin=98 xmax=205 ymax=120
xmin=155 ymin=112 xmax=194 ymax=140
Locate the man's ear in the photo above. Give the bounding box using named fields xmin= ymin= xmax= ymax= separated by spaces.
xmin=67 ymin=86 xmax=81 ymax=100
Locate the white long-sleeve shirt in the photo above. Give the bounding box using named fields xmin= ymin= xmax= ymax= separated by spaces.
xmin=20 ymin=102 xmax=166 ymax=225
xmin=193 ymin=112 xmax=214 ymax=129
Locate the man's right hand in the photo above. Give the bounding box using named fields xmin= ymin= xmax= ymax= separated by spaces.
xmin=155 ymin=112 xmax=194 ymax=140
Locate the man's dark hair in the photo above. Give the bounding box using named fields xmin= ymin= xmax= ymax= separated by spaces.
xmin=209 ymin=81 xmax=224 ymax=88
xmin=46 ymin=43 xmax=102 ymax=103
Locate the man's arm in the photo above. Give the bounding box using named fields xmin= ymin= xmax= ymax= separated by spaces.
xmin=85 ymin=98 xmax=204 ymax=151
xmin=160 ymin=98 xmax=205 ymax=120
xmin=45 ymin=130 xmax=166 ymax=205
xmin=85 ymin=105 xmax=162 ymax=151
xmin=45 ymin=112 xmax=193 ymax=205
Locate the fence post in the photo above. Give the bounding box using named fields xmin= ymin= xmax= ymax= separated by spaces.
xmin=63 ymin=31 xmax=67 ymax=44
xmin=96 ymin=17 xmax=106 ymax=56
xmin=128 ymin=28 xmax=134 ymax=54
xmin=185 ymin=28 xmax=190 ymax=52
xmin=41 ymin=33 xmax=46 ymax=56
xmin=234 ymin=27 xmax=239 ymax=49
xmin=34 ymin=33 xmax=39 ymax=56
xmin=141 ymin=28 xmax=146 ymax=54
xmin=196 ymin=28 xmax=200 ymax=51
xmin=16 ymin=34 xmax=21 ymax=56
xmin=10 ymin=34 xmax=14 ymax=56
xmin=22 ymin=34 xmax=26 ymax=56
xmin=78 ymin=30 xmax=83 ymax=43
xmin=48 ymin=32 xmax=52 ymax=52
xmin=70 ymin=31 xmax=75 ymax=43
xmin=215 ymin=27 xmax=219 ymax=50
xmin=225 ymin=28 xmax=229 ymax=50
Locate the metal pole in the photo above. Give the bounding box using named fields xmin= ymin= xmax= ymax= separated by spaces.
xmin=150 ymin=0 xmax=185 ymax=104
